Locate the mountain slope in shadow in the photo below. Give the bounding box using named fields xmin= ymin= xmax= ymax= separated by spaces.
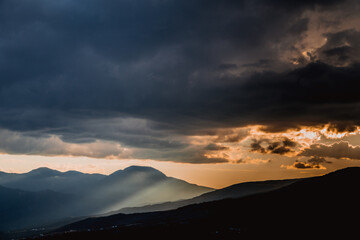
xmin=0 ymin=166 xmax=213 ymax=232
xmin=114 ymin=178 xmax=298 ymax=214
xmin=0 ymin=186 xmax=77 ymax=231
xmin=50 ymin=167 xmax=360 ymax=239
xmin=79 ymin=166 xmax=214 ymax=214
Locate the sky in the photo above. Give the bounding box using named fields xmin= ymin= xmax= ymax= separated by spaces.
xmin=1 ymin=0 xmax=360 ymax=188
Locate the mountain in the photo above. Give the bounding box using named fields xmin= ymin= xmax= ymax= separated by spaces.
xmin=0 ymin=186 xmax=77 ymax=231
xmin=0 ymin=167 xmax=212 ymax=210
xmin=0 ymin=166 xmax=213 ymax=232
xmin=0 ymin=167 xmax=105 ymax=194
xmin=52 ymin=167 xmax=360 ymax=239
xmin=77 ymin=166 xmax=214 ymax=214
xmin=113 ymin=178 xmax=298 ymax=214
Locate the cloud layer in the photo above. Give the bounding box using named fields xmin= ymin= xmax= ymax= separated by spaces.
xmin=287 ymin=156 xmax=332 ymax=169
xmin=299 ymin=141 xmax=360 ymax=160
xmin=250 ymin=138 xmax=297 ymax=155
xmin=0 ymin=0 xmax=359 ymax=163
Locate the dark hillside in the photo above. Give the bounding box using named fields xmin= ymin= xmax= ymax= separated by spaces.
xmin=39 ymin=167 xmax=360 ymax=239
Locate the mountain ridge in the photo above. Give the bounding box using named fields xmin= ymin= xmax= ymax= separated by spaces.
xmin=109 ymin=178 xmax=298 ymax=215
xmin=51 ymin=167 xmax=360 ymax=239
xmin=0 ymin=165 xmax=213 ymax=232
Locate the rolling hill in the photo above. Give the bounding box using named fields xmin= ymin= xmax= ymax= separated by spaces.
xmin=45 ymin=167 xmax=360 ymax=239
xmin=114 ymin=177 xmax=298 ymax=214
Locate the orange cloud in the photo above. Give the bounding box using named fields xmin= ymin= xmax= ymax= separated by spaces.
xmin=299 ymin=141 xmax=360 ymax=160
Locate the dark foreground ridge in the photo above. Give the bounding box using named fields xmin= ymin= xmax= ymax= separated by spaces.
xmin=110 ymin=177 xmax=298 ymax=215
xmin=30 ymin=167 xmax=360 ymax=239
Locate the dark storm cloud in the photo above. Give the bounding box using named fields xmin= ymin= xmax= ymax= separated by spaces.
xmin=326 ymin=122 xmax=358 ymax=133
xmin=0 ymin=0 xmax=358 ymax=162
xmin=262 ymin=0 xmax=342 ymax=10
xmin=0 ymin=0 xmax=352 ymax=127
xmin=250 ymin=138 xmax=297 ymax=155
xmin=240 ymin=61 xmax=360 ymax=132
xmin=316 ymin=29 xmax=360 ymax=66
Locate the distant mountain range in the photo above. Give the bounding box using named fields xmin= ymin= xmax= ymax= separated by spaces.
xmin=0 ymin=167 xmax=104 ymax=194
xmin=0 ymin=166 xmax=212 ymax=231
xmin=48 ymin=167 xmax=360 ymax=239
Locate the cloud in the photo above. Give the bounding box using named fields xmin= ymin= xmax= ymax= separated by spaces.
xmin=215 ymin=128 xmax=250 ymax=143
xmin=204 ymin=143 xmax=229 ymax=151
xmin=285 ymin=156 xmax=331 ymax=169
xmin=0 ymin=127 xmax=231 ymax=164
xmin=299 ymin=141 xmax=360 ymax=160
xmin=142 ymin=146 xmax=230 ymax=164
xmin=291 ymin=161 xmax=323 ymax=169
xmin=325 ymin=122 xmax=358 ymax=134
xmin=244 ymin=61 xmax=360 ymax=132
xmin=233 ymin=157 xmax=271 ymax=165
xmin=0 ymin=0 xmax=359 ymax=163
xmin=293 ymin=162 xmax=315 ymax=169
xmin=307 ymin=156 xmax=332 ymax=165
xmin=250 ymin=138 xmax=297 ymax=155
xmin=250 ymin=140 xmax=266 ymax=154
xmin=316 ymin=29 xmax=360 ymax=66
xmin=0 ymin=128 xmax=132 ymax=159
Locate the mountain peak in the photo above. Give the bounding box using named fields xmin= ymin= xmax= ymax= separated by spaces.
xmin=27 ymin=167 xmax=60 ymax=176
xmin=124 ymin=165 xmax=159 ymax=172
xmin=108 ymin=166 xmax=167 ymax=179
xmin=125 ymin=166 xmax=166 ymax=176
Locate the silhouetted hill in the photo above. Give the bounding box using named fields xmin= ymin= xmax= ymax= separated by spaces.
xmin=115 ymin=178 xmax=298 ymax=214
xmin=47 ymin=167 xmax=360 ymax=239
